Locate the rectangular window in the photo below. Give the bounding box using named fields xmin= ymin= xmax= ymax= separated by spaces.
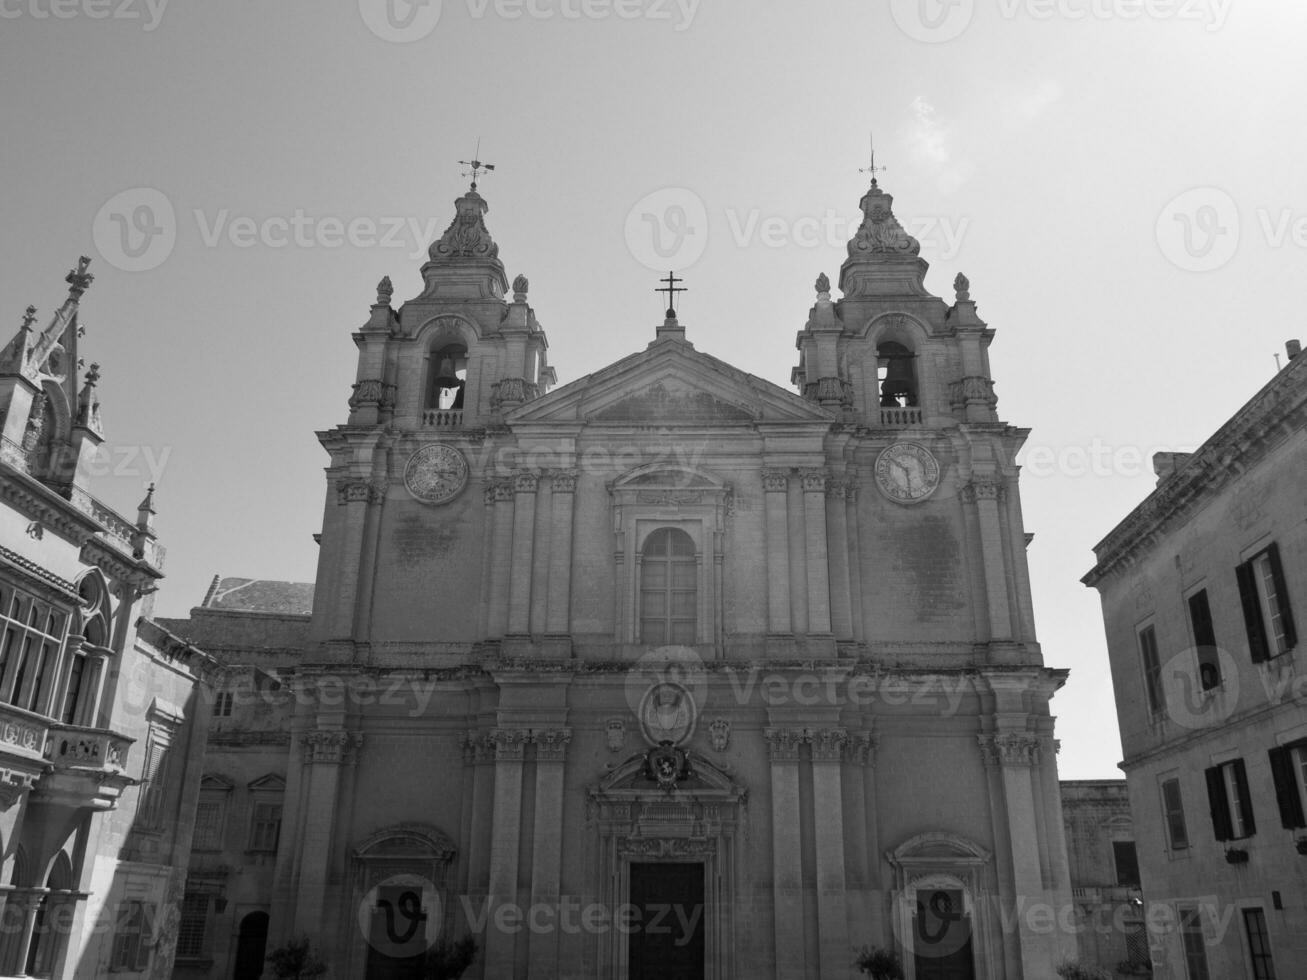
xmin=212 ymin=691 xmax=234 ymax=717
xmin=1188 ymin=589 xmax=1221 ymax=690
xmin=1179 ymin=907 xmax=1211 ymax=980
xmin=1205 ymin=759 xmax=1256 ymax=841
xmin=0 ymin=584 xmax=68 ymax=715
xmin=192 ymin=798 xmax=226 ymax=851
xmin=1237 ymin=544 xmax=1298 ymax=661
xmin=1268 ymin=742 xmax=1307 ymax=829
xmin=249 ymin=801 xmax=283 ymax=852
xmin=1162 ymin=778 xmax=1189 ymax=850
xmin=175 ymin=893 xmax=209 ymax=959
xmin=111 ymin=901 xmax=154 ymax=971
xmin=1139 ymin=625 xmax=1163 ymax=716
xmin=1243 ymin=907 xmax=1277 ymax=980
xmin=1113 ymin=840 xmax=1141 ymax=887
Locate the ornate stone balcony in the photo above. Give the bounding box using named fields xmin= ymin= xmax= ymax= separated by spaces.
xmin=422 ymin=409 xmax=464 ymax=427
xmin=37 ymin=721 xmax=135 ymax=810
xmin=879 ymin=406 xmax=923 ymax=426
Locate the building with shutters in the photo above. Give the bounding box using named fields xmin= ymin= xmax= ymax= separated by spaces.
xmin=1083 ymin=340 xmax=1307 ymax=980
xmin=158 ymin=172 xmax=1083 ymax=980
xmin=0 ymin=258 xmax=213 ymax=978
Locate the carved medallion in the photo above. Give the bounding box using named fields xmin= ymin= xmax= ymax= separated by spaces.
xmin=638 ymin=682 xmax=696 ymax=747
xmin=874 ymin=442 xmax=941 ymax=503
xmin=403 ymin=444 xmax=469 ymax=504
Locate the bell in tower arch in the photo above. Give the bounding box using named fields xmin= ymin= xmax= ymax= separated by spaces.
xmin=429 ymin=347 xmax=468 ymax=411
xmin=877 ymin=341 xmax=918 ymax=407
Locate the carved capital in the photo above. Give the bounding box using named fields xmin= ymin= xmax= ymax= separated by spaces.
xmin=460 ymin=731 xmax=494 ymax=765
xmin=348 ymin=379 xmax=386 ymax=410
xmin=764 ymin=727 xmax=805 ymax=763
xmin=491 ymin=481 xmax=514 ymax=504
xmin=960 ymin=477 xmax=1005 ymax=504
xmin=489 ymin=728 xmax=531 ymax=762
xmin=948 ymin=375 xmax=997 ymax=409
xmin=799 ymin=469 xmax=829 ymax=493
xmin=513 ymin=470 xmax=540 ymax=494
xmin=977 ymin=732 xmax=1040 ymax=768
xmin=826 ymin=481 xmax=847 ymax=501
xmin=551 ymin=470 xmax=578 ymax=494
xmin=533 ymin=728 xmax=572 ymax=763
xmin=761 ymin=469 xmax=789 ymax=493
xmin=336 ymin=480 xmax=385 ymax=506
xmin=846 ymin=730 xmax=879 ymax=767
xmin=809 ymin=727 xmax=848 ymax=763
xmin=302 ymin=730 xmax=364 ymax=765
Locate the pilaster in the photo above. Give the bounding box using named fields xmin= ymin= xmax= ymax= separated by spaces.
xmin=527 ymin=728 xmax=571 ymax=979
xmin=762 ymin=470 xmax=792 ymax=636
xmin=293 ymin=730 xmax=364 ymax=938
xmin=507 ymin=471 xmax=539 ymax=637
xmin=765 ymin=727 xmax=805 ymax=978
xmin=962 ymin=477 xmax=1013 ymax=642
xmin=809 ymin=728 xmax=850 ymax=976
xmin=543 ymin=471 xmax=576 ymax=643
xmin=485 ymin=727 xmax=529 ymax=977
xmin=800 ymin=469 xmax=833 ymax=640
xmin=487 ymin=481 xmax=514 ymax=638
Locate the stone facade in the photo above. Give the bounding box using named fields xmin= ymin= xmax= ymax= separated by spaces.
xmin=168 ymin=176 xmax=1078 ymax=979
xmin=1084 ymin=343 xmax=1307 ymax=979
xmin=0 ymin=259 xmax=211 ymax=979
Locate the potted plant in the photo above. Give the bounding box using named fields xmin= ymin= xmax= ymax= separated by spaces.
xmin=266 ymin=936 xmax=328 ymax=979
xmin=1295 ymin=838 xmax=1307 ymax=856
xmin=1055 ymin=961 xmax=1112 ymax=980
xmin=854 ymin=945 xmax=904 ymax=979
xmin=1225 ymin=847 xmax=1249 ymax=864
xmin=423 ymin=936 xmax=478 ymax=980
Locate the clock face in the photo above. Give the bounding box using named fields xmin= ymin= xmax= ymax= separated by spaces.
xmin=874 ymin=443 xmax=941 ymax=503
xmin=403 ymin=444 xmax=469 ymax=504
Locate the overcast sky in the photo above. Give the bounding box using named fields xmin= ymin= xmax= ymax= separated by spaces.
xmin=2 ymin=1 xmax=1305 ymax=779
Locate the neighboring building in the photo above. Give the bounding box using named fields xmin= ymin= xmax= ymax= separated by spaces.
xmin=162 ymin=171 xmax=1080 ymax=980
xmin=0 ymin=259 xmax=212 ymax=978
xmin=1060 ymin=780 xmax=1148 ymax=976
xmin=1084 ymin=342 xmax=1307 ymax=980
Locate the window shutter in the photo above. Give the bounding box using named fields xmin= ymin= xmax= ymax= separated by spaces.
xmin=1233 ymin=758 xmax=1256 ymax=836
xmin=1266 ymin=543 xmax=1298 ymax=650
xmin=1206 ymin=766 xmax=1233 ymax=841
xmin=1268 ymin=746 xmax=1306 ymax=829
xmin=135 ymin=903 xmax=156 ymax=970
xmin=1236 ymin=561 xmax=1269 ymax=662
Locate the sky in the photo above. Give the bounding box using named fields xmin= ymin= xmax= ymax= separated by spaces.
xmin=2 ymin=0 xmax=1306 ymax=780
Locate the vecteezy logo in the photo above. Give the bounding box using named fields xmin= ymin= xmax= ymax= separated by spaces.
xmin=358 ymin=0 xmax=443 ymax=43
xmin=1156 ymin=187 xmax=1240 ymax=272
xmin=889 ymin=0 xmax=975 ymax=43
xmin=357 ymin=875 xmax=442 ymax=957
xmin=1161 ymin=646 xmax=1240 ymax=731
xmin=624 ymin=187 xmax=709 ymax=273
xmin=92 ymin=188 xmax=177 ymax=273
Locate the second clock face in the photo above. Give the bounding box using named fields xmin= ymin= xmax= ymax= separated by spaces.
xmin=874 ymin=442 xmax=941 ymax=503
xmin=403 ymin=444 xmax=469 ymax=504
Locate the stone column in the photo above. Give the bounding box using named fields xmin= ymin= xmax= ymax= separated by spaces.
xmin=544 ymin=472 xmax=577 ymax=638
xmin=5 ymin=890 xmax=45 ymax=977
xmin=800 ymin=469 xmax=833 ymax=636
xmin=810 ymin=728 xmax=850 ymax=977
xmin=765 ymin=728 xmax=806 ymax=979
xmin=963 ymin=478 xmax=1013 ymax=642
xmin=73 ymin=648 xmax=111 ymax=728
xmin=293 ymin=731 xmax=363 ymax=939
xmin=507 ymin=472 xmax=539 ymax=637
xmin=844 ymin=482 xmax=865 ymax=643
xmin=487 ymin=482 xmax=514 ymax=638
xmin=762 ymin=470 xmax=792 ymax=635
xmin=332 ymin=481 xmax=381 ymax=641
xmin=527 ymin=729 xmax=571 ymax=978
xmin=979 ymin=732 xmax=1046 ymax=978
xmin=458 ymin=733 xmax=496 ymax=980
xmin=825 ymin=482 xmax=853 ymax=641
xmin=485 ymin=728 xmax=529 ymax=977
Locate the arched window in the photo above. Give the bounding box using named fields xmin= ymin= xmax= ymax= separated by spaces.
xmin=640 ymin=528 xmax=697 ymax=645
xmin=427 ymin=344 xmax=468 ymax=410
xmin=877 ymin=341 xmax=918 ymax=407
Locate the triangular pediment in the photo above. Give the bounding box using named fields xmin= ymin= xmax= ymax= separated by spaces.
xmin=508 ymin=340 xmax=833 ymax=426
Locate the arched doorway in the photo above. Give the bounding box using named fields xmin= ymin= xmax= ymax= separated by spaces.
xmin=233 ymin=911 xmax=269 ymax=980
xmin=25 ymin=852 xmax=73 ymax=977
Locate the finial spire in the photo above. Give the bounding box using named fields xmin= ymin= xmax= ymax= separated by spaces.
xmin=859 ymin=132 xmax=887 ymax=187
xmin=459 ymin=138 xmax=496 ymax=191
xmin=656 ymin=271 xmax=687 ymax=319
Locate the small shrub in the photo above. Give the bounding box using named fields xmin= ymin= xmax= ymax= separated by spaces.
xmin=424 ymin=935 xmax=478 ymax=980
xmin=1055 ymin=960 xmax=1112 ymax=980
xmin=854 ymin=945 xmax=905 ymax=979
xmin=266 ymin=936 xmax=329 ymax=979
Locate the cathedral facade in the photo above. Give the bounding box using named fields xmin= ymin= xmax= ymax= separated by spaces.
xmin=172 ymin=175 xmax=1076 ymax=980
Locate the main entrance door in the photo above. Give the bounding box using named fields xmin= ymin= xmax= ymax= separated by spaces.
xmin=628 ymin=862 xmax=705 ymax=980
xmin=913 ymin=888 xmax=976 ymax=980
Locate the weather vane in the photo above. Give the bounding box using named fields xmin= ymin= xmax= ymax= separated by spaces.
xmin=459 ymin=138 xmax=496 ymax=191
xmin=859 ymin=132 xmax=887 ymax=186
xmin=657 ymin=271 xmax=687 ymax=317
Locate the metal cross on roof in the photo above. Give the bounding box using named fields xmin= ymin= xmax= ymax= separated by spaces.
xmin=657 ymin=271 xmax=687 ymax=317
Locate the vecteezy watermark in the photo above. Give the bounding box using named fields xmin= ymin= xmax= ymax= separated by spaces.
xmin=624 ymin=188 xmax=709 ymax=273
xmin=723 ymin=208 xmax=969 ymax=258
xmin=91 ymin=187 xmax=450 ymax=272
xmin=359 ymin=0 xmax=698 ymax=42
xmin=92 ymin=188 xmax=177 ymax=273
xmin=0 ymin=0 xmax=170 ymax=31
xmin=358 ymin=876 xmax=444 ymax=957
xmin=1018 ymin=440 xmax=1198 ymax=480
xmin=460 ymin=896 xmax=704 ymax=941
xmin=1158 ymin=645 xmax=1240 ymax=731
xmin=890 ymin=0 xmax=975 ymax=43
xmin=1155 ymin=187 xmax=1240 ymax=272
